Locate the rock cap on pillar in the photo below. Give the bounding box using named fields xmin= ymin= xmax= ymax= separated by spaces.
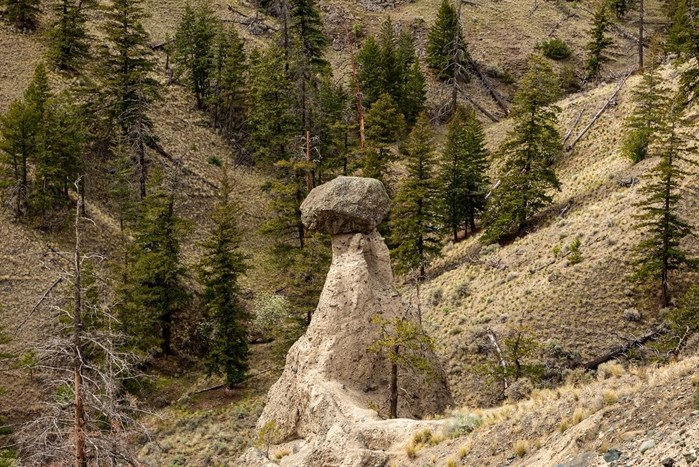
xmin=300 ymin=176 xmax=390 ymax=235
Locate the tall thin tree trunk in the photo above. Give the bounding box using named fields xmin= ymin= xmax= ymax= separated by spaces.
xmin=389 ymin=352 xmax=398 ymax=419
xmin=638 ymin=0 xmax=644 ymax=70
xmin=73 ymin=182 xmax=87 ymax=467
xmin=346 ymin=25 xmax=365 ymax=149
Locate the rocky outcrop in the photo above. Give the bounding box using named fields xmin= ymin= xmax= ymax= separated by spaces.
xmin=242 ymin=177 xmax=452 ymax=467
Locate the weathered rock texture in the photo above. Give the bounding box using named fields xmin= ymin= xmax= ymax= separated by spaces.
xmin=243 ymin=177 xmax=452 ymax=467
xmin=300 ymin=176 xmax=390 ymax=235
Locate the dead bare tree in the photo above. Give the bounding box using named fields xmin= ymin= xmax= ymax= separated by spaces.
xmin=15 ymin=181 xmax=149 ymax=465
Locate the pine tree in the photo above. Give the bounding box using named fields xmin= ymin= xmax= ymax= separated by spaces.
xmin=362 ymin=93 xmax=405 ymax=184
xmin=667 ymin=0 xmax=699 ymax=104
xmin=247 ymin=45 xmax=297 ymax=166
xmin=32 ymin=95 xmax=84 ymax=215
xmin=632 ymin=100 xmax=697 ymax=307
xmin=585 ymin=4 xmax=614 ymax=80
xmin=390 ymin=114 xmax=441 ymax=279
xmin=395 ymin=31 xmax=426 ymax=125
xmin=48 ymin=0 xmax=94 ymax=71
xmin=211 ymin=24 xmax=247 ymax=147
xmin=356 ymin=36 xmax=383 ymax=107
xmin=439 ymin=106 xmax=489 ymax=242
xmin=289 ymin=0 xmax=327 ymax=69
xmin=0 ymin=0 xmax=40 ymax=30
xmin=483 ymin=56 xmax=562 ymax=244
xmin=200 ymin=163 xmax=249 ymax=387
xmin=609 ymin=0 xmax=634 ymax=18
xmin=119 ymin=181 xmax=190 ymax=355
xmin=0 ymin=100 xmax=37 ymax=219
xmin=427 ymin=0 xmax=470 ymax=82
xmin=621 ymin=67 xmax=671 ymax=163
xmin=0 ymin=64 xmax=50 ymax=218
xmin=365 ymin=93 xmax=405 ymax=145
xmin=174 ymin=2 xmax=217 ymax=109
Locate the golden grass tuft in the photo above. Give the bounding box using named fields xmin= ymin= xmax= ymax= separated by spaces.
xmin=513 ymin=439 xmax=529 ymax=458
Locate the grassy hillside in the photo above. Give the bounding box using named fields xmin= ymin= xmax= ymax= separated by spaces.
xmin=1 ymin=0 xmax=696 ymax=464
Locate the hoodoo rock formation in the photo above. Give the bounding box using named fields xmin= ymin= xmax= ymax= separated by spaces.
xmin=240 ymin=177 xmax=452 ymax=467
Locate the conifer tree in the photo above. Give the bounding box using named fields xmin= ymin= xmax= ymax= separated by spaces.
xmin=119 ymin=180 xmax=190 ymax=355
xmin=362 ymin=93 xmax=405 ymax=184
xmin=98 ymin=0 xmax=160 ymax=198
xmin=395 ymin=32 xmax=426 ymax=126
xmin=632 ymin=101 xmax=697 ymax=307
xmin=0 ymin=100 xmax=37 ymax=219
xmin=378 ymin=18 xmax=401 ymax=100
xmin=247 ymin=45 xmax=297 ymax=166
xmin=427 ymin=0 xmax=470 ymax=81
xmin=621 ymin=67 xmax=671 ymax=163
xmin=483 ymin=56 xmax=562 ymax=244
xmin=356 ymin=36 xmax=383 ymax=107
xmin=48 ymin=0 xmax=94 ymax=71
xmin=365 ymin=93 xmax=405 ymax=145
xmin=585 ymin=4 xmax=614 ymax=80
xmin=390 ymin=114 xmax=441 ymax=279
xmin=289 ymin=0 xmax=327 ymax=69
xmin=32 ymin=95 xmax=84 ymax=214
xmin=0 ymin=0 xmax=40 ymax=30
xmin=200 ymin=163 xmax=249 ymax=387
xmin=439 ymin=106 xmax=489 ymax=242
xmin=174 ymin=2 xmax=217 ymax=109
xmin=667 ymin=0 xmax=699 ymax=104
xmin=211 ymin=24 xmax=247 ymax=146
xmin=0 ymin=64 xmax=51 ymax=218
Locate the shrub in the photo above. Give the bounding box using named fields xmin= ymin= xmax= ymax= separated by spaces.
xmin=538 ymin=38 xmax=573 ymax=60
xmin=444 ymin=413 xmax=483 ymax=438
xmin=568 ymin=237 xmax=583 ymax=265
xmin=513 ymin=439 xmax=529 ymax=457
xmin=622 ymin=128 xmax=650 ymax=163
xmin=559 ymin=64 xmax=582 ymax=93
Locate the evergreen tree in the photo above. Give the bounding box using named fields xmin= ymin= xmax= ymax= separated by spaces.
xmin=483 ymin=56 xmax=562 ymax=244
xmin=200 ymin=164 xmax=249 ymax=387
xmin=426 ymin=0 xmax=470 ymax=81
xmin=98 ymin=0 xmax=160 ymax=198
xmin=32 ymin=95 xmax=84 ymax=214
xmin=390 ymin=114 xmax=441 ymax=279
xmin=365 ymin=93 xmax=405 ymax=145
xmin=119 ymin=181 xmax=190 ymax=355
xmin=585 ymin=4 xmax=614 ymax=80
xmin=621 ymin=67 xmax=671 ymax=163
xmin=0 ymin=0 xmax=40 ymax=30
xmin=632 ymin=101 xmax=697 ymax=307
xmin=0 ymin=64 xmax=51 ymax=218
xmin=439 ymin=106 xmax=489 ymax=242
xmin=0 ymin=99 xmax=37 ymax=218
xmin=667 ymin=0 xmax=699 ymax=104
xmin=247 ymin=45 xmax=297 ymax=166
xmin=174 ymin=2 xmax=217 ymax=109
xmin=362 ymin=93 xmax=405 ymax=184
xmin=289 ymin=0 xmax=327 ymax=69
xmin=378 ymin=18 xmax=401 ymax=100
xmin=48 ymin=0 xmax=94 ymax=71
xmin=211 ymin=24 xmax=247 ymax=146
xmin=609 ymin=0 xmax=635 ymax=19
xmin=395 ymin=32 xmax=426 ymax=125
xmin=356 ymin=36 xmax=383 ymax=107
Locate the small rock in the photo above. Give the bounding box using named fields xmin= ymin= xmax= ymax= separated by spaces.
xmin=620 ymin=431 xmax=644 ymax=441
xmin=639 ymin=439 xmax=656 ymax=454
xmin=661 ymin=457 xmax=676 ymax=467
xmin=684 ymin=450 xmax=697 ymax=464
xmin=603 ymin=448 xmax=622 ymax=463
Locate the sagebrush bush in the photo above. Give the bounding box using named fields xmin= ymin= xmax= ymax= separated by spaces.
xmin=538 ymin=38 xmax=573 ymax=60
xmin=444 ymin=412 xmax=483 ymax=438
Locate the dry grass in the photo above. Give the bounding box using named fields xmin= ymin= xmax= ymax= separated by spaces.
xmin=513 ymin=439 xmax=529 ymax=458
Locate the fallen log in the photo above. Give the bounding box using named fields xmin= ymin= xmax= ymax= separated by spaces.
xmin=566 ymin=72 xmax=630 ymax=151
xmin=563 ymin=108 xmax=585 ymax=146
xmin=581 ymin=326 xmax=668 ymax=371
xmin=469 ymin=60 xmax=510 ymax=116
xmin=464 ymin=94 xmax=500 ymax=123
